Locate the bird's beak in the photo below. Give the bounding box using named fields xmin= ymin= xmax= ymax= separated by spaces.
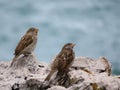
xmin=37 ymin=29 xmax=39 ymax=32
xmin=35 ymin=29 xmax=39 ymax=34
xmin=71 ymin=43 xmax=75 ymax=48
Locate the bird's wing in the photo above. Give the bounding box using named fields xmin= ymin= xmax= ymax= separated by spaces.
xmin=14 ymin=34 xmax=33 ymax=56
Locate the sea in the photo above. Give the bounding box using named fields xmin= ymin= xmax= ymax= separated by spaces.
xmin=0 ymin=0 xmax=120 ymax=74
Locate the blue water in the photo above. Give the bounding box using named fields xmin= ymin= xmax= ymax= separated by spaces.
xmin=0 ymin=0 xmax=120 ymax=74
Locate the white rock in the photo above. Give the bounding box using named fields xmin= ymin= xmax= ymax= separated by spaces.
xmin=47 ymin=86 xmax=67 ymax=90
xmin=0 ymin=56 xmax=119 ymax=90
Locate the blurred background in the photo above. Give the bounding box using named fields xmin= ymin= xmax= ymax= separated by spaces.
xmin=0 ymin=0 xmax=120 ymax=74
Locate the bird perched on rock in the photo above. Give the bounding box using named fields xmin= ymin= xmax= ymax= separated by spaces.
xmin=10 ymin=28 xmax=39 ymax=67
xmin=45 ymin=43 xmax=75 ymax=81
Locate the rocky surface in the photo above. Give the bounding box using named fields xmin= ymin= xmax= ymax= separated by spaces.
xmin=0 ymin=54 xmax=120 ymax=90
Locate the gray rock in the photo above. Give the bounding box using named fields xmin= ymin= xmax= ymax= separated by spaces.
xmin=0 ymin=55 xmax=120 ymax=90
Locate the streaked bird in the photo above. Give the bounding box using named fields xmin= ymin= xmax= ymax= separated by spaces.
xmin=45 ymin=43 xmax=75 ymax=81
xmin=10 ymin=27 xmax=38 ymax=67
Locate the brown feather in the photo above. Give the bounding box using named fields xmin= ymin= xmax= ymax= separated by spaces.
xmin=58 ymin=48 xmax=75 ymax=72
xmin=45 ymin=43 xmax=75 ymax=81
xmin=14 ymin=34 xmax=33 ymax=56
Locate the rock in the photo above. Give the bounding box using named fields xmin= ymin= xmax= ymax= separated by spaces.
xmin=72 ymin=57 xmax=111 ymax=75
xmin=48 ymin=71 xmax=71 ymax=88
xmin=0 ymin=56 xmax=120 ymax=90
xmin=47 ymin=86 xmax=67 ymax=90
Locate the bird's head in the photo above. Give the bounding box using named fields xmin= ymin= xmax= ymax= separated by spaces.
xmin=26 ymin=27 xmax=39 ymax=35
xmin=62 ymin=43 xmax=75 ymax=50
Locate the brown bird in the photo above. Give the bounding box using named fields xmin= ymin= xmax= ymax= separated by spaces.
xmin=10 ymin=27 xmax=39 ymax=67
xmin=45 ymin=43 xmax=75 ymax=81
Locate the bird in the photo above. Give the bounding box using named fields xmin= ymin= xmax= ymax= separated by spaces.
xmin=45 ymin=43 xmax=75 ymax=81
xmin=10 ymin=27 xmax=39 ymax=67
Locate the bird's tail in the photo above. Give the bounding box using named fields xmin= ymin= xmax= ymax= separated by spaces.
xmin=10 ymin=55 xmax=18 ymax=67
xmin=45 ymin=70 xmax=56 ymax=81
